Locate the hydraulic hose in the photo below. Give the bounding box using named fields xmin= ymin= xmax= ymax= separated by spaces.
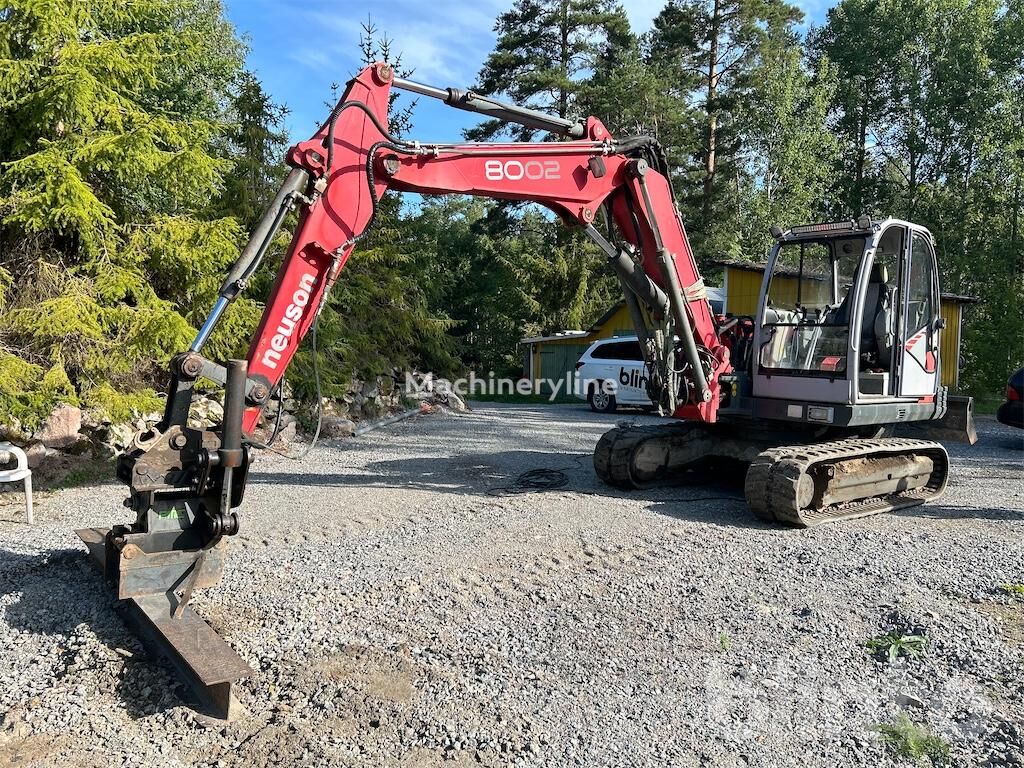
xmin=325 ymin=100 xmax=406 ymax=175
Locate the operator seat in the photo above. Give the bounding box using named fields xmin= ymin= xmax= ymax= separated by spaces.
xmin=860 ymin=262 xmax=895 ymax=368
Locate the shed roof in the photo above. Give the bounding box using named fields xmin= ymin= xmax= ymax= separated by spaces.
xmin=519 ymin=330 xmax=590 ymax=345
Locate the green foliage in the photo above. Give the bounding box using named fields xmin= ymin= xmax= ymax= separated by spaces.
xmin=0 ymin=354 xmax=77 ymax=431
xmin=80 ymin=383 xmax=163 ymax=424
xmin=406 ymin=197 xmax=537 ymax=375
xmin=648 ymin=0 xmax=805 ymax=261
xmin=814 ymin=0 xmax=1023 ymax=395
xmin=284 ymin=30 xmax=461 ymax=401
xmin=0 ymin=0 xmax=1017 ymax=435
xmin=736 ymin=42 xmax=839 ymax=258
xmin=211 ymin=71 xmax=290 ymax=228
xmin=876 ymin=713 xmax=950 ymax=765
xmin=296 ymin=196 xmax=461 ymax=400
xmin=998 ymin=584 xmax=1024 ymax=598
xmin=0 ymin=0 xmax=253 ymax=428
xmin=866 ymin=631 xmax=928 ymax=663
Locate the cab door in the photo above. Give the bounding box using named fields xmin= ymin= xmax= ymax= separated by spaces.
xmin=897 ymin=230 xmax=941 ymax=397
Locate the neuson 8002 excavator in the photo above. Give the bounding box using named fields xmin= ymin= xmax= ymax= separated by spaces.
xmin=76 ymin=62 xmax=975 ymax=717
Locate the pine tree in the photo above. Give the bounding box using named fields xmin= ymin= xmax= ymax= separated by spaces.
xmin=213 ymin=72 xmax=290 ymax=229
xmin=579 ymin=27 xmax=687 ymax=140
xmin=736 ymin=24 xmax=838 ymax=255
xmin=467 ymin=0 xmax=631 ymax=141
xmin=284 ymin=23 xmax=460 ymax=402
xmin=649 ymin=0 xmax=803 ymax=260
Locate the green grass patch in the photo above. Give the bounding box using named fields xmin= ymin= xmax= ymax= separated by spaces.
xmin=998 ymin=584 xmax=1024 ymax=598
xmin=970 ymin=396 xmax=1004 ymax=417
xmin=877 ymin=713 xmax=950 ymax=765
xmin=866 ymin=630 xmax=927 ymax=663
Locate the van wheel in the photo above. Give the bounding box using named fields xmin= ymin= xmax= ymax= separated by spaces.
xmin=588 ymin=383 xmax=617 ymax=413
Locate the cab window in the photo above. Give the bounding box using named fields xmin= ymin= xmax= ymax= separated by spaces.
xmin=758 ymin=237 xmax=865 ymax=374
xmin=906 ymin=233 xmax=936 ymax=337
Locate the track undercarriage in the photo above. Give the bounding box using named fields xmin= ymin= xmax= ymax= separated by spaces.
xmin=594 ymin=422 xmax=949 ymax=527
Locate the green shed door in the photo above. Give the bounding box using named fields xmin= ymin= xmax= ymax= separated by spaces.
xmin=538 ymin=344 xmax=589 ymax=397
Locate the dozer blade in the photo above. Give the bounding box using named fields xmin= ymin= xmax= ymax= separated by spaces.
xmin=744 ymin=438 xmax=949 ymax=527
xmin=910 ymin=394 xmax=977 ymax=445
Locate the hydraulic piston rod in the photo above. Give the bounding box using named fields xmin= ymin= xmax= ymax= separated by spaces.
xmin=393 ymin=76 xmax=586 ymax=139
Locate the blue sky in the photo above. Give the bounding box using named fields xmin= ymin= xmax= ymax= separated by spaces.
xmin=224 ymin=0 xmax=831 ymax=144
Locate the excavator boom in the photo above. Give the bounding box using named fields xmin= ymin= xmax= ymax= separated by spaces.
xmin=212 ymin=62 xmax=729 ymax=434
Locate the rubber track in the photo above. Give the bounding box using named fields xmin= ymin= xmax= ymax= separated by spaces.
xmin=744 ymin=437 xmax=949 ymax=527
xmin=595 ymin=427 xmax=949 ymax=528
xmin=593 ymin=423 xmax=705 ymax=489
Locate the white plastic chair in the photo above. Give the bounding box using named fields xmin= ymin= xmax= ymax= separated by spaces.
xmin=0 ymin=443 xmax=33 ymax=524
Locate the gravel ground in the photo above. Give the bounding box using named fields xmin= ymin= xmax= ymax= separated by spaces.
xmin=1 ymin=403 xmax=1022 ymax=768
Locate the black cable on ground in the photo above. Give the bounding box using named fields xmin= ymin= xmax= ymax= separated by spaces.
xmin=487 ymin=457 xmax=584 ymax=496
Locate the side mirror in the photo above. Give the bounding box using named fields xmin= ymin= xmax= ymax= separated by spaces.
xmin=934 ymin=317 xmax=947 ymax=330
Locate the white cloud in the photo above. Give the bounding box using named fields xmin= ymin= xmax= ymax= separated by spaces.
xmin=235 ymin=0 xmax=835 ymax=140
xmin=283 ymin=0 xmax=508 ymax=87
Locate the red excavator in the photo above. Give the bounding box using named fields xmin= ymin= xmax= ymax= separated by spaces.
xmin=76 ymin=62 xmax=975 ymax=717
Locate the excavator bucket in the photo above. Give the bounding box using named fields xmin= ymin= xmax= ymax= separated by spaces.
xmin=76 ymin=360 xmax=255 ymax=720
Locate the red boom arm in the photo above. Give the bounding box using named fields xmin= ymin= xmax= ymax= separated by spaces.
xmin=239 ymin=62 xmax=730 ymax=432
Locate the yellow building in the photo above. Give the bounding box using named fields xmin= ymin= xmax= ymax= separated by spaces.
xmin=520 ymin=290 xmax=726 ymax=394
xmin=521 ymin=263 xmax=976 ymax=393
xmin=714 ymin=259 xmax=978 ymax=389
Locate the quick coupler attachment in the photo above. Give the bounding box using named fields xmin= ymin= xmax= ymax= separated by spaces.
xmin=76 ymin=358 xmax=255 ymax=720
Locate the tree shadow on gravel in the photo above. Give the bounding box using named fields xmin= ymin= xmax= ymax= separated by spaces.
xmin=250 ymin=450 xmax=593 ymax=495
xmin=641 ymin=461 xmax=767 ymax=529
xmin=893 ymin=505 xmax=1023 ymax=522
xmin=250 ymin=450 xmax=767 ymax=528
xmin=0 ymin=546 xmax=188 ymax=719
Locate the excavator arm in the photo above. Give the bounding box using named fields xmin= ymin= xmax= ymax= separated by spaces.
xmin=79 ymin=62 xmax=730 ymax=718
xmin=188 ymin=62 xmax=728 ymax=436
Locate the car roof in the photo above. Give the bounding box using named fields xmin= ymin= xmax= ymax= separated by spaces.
xmin=591 ymin=336 xmax=639 ymax=345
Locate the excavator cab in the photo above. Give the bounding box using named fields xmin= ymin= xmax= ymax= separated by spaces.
xmin=749 ymin=217 xmax=945 ymax=428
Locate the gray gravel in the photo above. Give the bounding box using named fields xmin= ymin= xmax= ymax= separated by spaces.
xmin=1 ymin=403 xmax=1022 ymax=767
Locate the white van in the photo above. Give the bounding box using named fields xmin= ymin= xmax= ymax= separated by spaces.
xmin=574 ymin=336 xmax=655 ymax=413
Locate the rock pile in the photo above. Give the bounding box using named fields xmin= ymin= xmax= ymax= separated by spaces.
xmin=0 ymin=371 xmax=457 ymax=472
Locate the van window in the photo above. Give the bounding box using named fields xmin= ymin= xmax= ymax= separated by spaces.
xmin=592 ymin=340 xmax=643 ymax=361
